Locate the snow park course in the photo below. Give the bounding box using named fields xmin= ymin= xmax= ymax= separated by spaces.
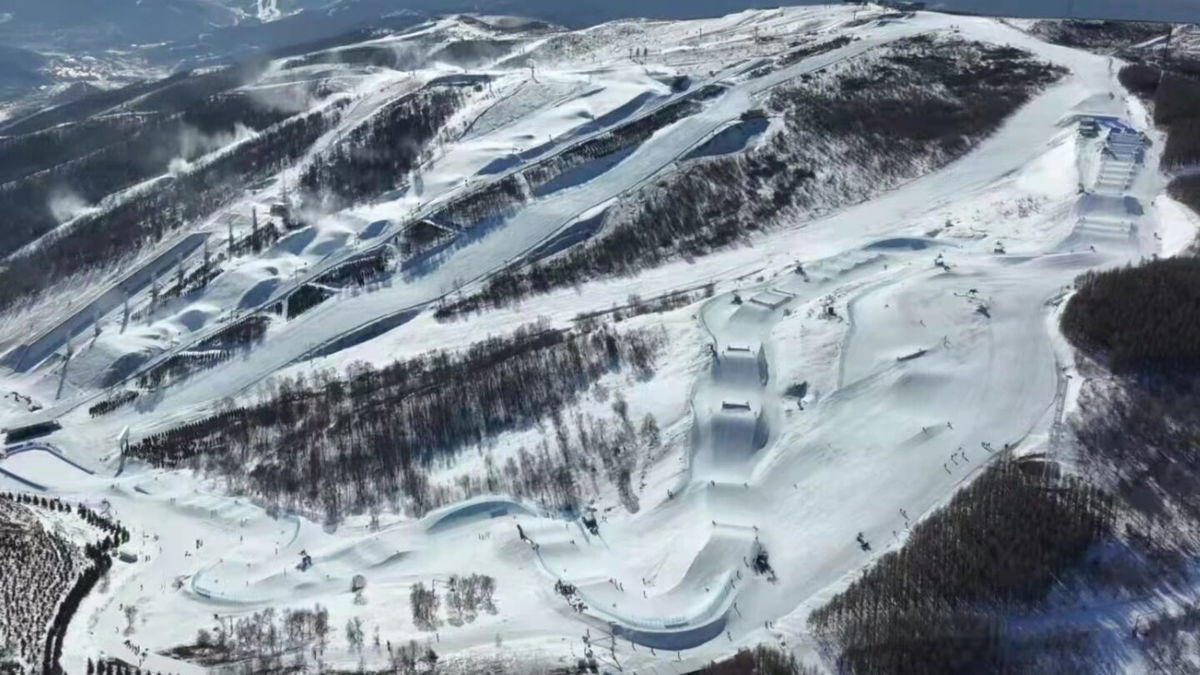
xmin=0 ymin=4 xmax=1197 ymax=673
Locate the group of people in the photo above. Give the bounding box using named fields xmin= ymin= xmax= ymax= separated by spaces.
xmin=553 ymin=579 xmax=587 ymax=613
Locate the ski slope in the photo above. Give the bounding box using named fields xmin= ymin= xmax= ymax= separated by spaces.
xmin=0 ymin=5 xmax=1191 ymax=672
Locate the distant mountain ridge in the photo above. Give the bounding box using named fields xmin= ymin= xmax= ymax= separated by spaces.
xmin=0 ymin=0 xmax=242 ymax=49
xmin=2 ymin=0 xmax=1194 ymax=54
xmin=0 ymin=0 xmax=1192 ymax=112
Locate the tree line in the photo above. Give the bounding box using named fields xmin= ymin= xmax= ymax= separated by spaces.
xmin=1152 ymin=72 xmax=1200 ymax=171
xmin=1031 ymin=20 xmax=1169 ymax=53
xmin=1058 ymin=252 xmax=1200 ymax=671
xmin=1072 ymin=378 xmax=1200 ymax=558
xmin=1064 ymin=257 xmax=1200 ymax=547
xmin=432 ymin=172 xmax=529 ymax=230
xmin=128 ymin=323 xmax=662 ymax=522
xmin=1119 ymin=63 xmax=1200 ymax=216
xmin=410 ymin=574 xmax=498 ymax=630
xmin=693 ymin=646 xmax=818 ymax=675
xmin=776 ymin=35 xmax=854 ymax=68
xmin=314 ymin=249 xmax=393 ymax=288
xmin=168 ymin=604 xmax=332 ymax=669
xmin=1118 ymin=60 xmax=1200 ymax=221
xmin=0 ymin=500 xmax=77 ymax=669
xmin=0 ymin=492 xmax=129 ymax=674
xmin=89 ymin=390 xmax=139 ymax=418
xmin=299 ymin=87 xmax=462 ymax=211
xmin=1169 ymin=175 xmax=1200 ymax=221
xmin=43 ymin=540 xmax=114 ymax=675
xmin=133 ymin=315 xmax=276 ymax=391
xmin=809 ymin=458 xmax=1112 ymax=674
xmin=282 ymin=283 xmax=334 ymax=319
xmin=1061 ymin=258 xmax=1200 ymax=375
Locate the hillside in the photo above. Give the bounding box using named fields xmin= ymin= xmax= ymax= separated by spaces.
xmin=0 ymin=5 xmax=1197 ymax=673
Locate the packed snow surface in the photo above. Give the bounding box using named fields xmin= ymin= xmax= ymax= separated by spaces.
xmin=0 ymin=5 xmax=1187 ymax=671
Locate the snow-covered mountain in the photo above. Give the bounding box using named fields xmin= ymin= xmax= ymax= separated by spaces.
xmin=0 ymin=0 xmax=1188 ymax=110
xmin=0 ymin=4 xmax=1198 ymax=673
xmin=4 ymin=0 xmax=1193 ymax=53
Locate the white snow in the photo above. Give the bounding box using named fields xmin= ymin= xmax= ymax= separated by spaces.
xmin=0 ymin=5 xmax=1187 ymax=671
